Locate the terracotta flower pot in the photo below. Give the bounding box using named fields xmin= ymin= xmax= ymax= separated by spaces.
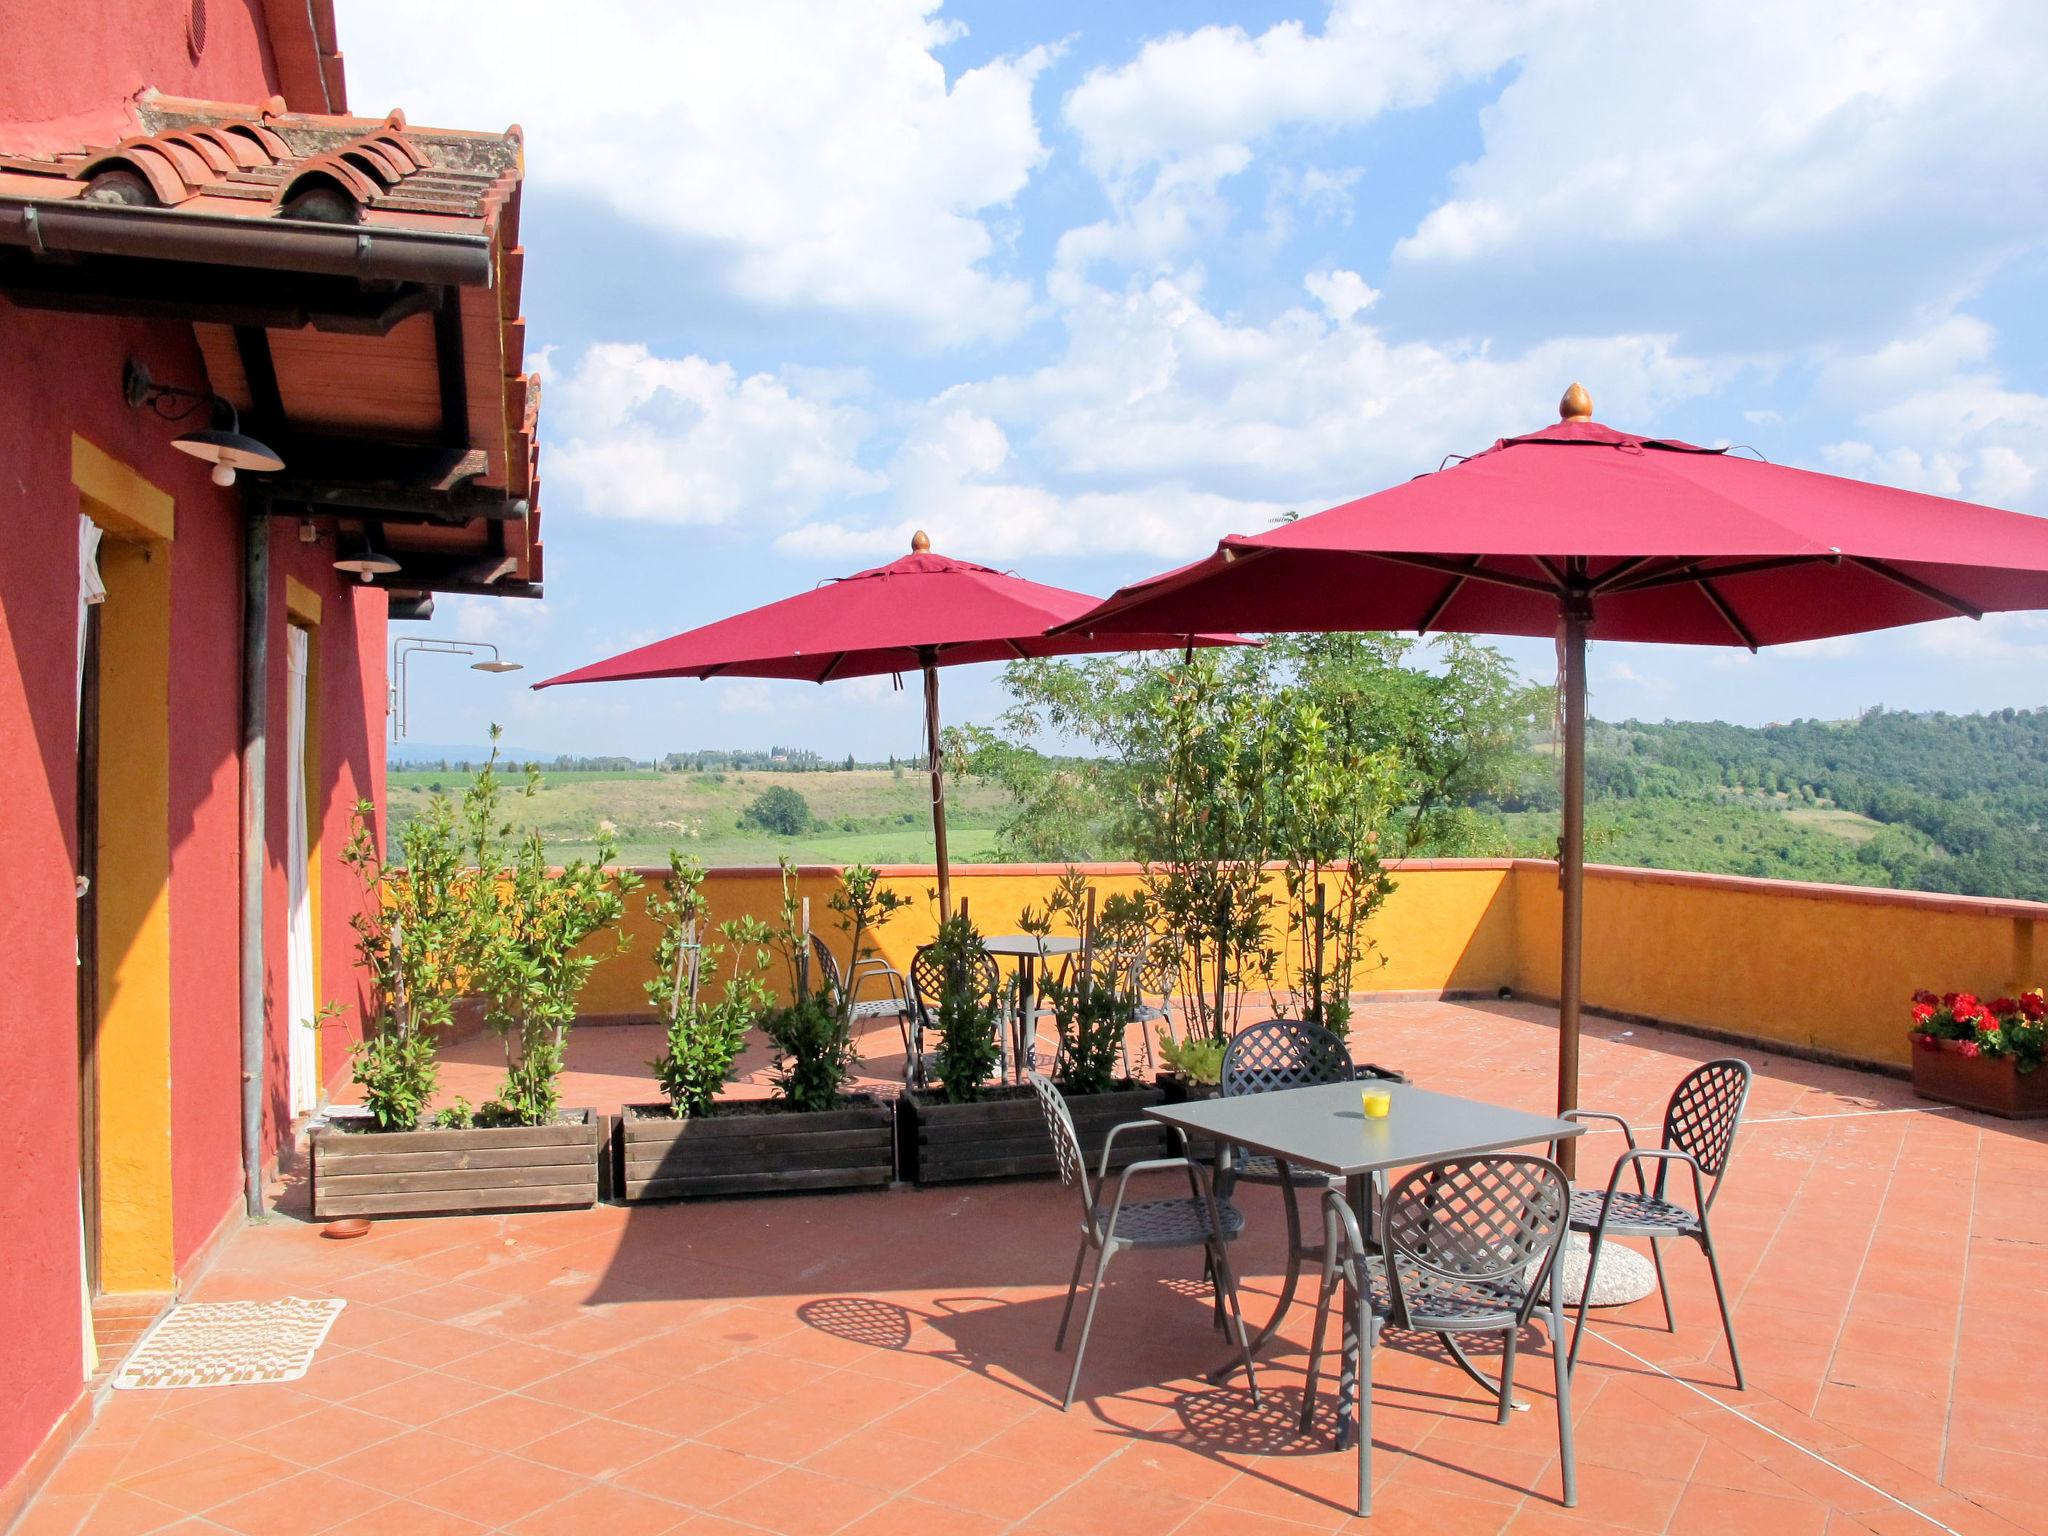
xmin=1908 ymin=1036 xmax=2048 ymax=1119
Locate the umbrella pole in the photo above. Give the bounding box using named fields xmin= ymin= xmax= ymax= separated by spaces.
xmin=1557 ymin=602 xmax=1588 ymax=1178
xmin=922 ymin=657 xmax=953 ymax=920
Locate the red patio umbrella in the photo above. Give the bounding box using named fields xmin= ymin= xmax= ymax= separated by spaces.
xmin=1057 ymin=384 xmax=2048 ymax=1159
xmin=535 ymin=531 xmax=1242 ymax=916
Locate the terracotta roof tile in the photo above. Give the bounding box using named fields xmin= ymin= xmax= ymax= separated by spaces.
xmin=0 ymin=90 xmax=519 ymax=235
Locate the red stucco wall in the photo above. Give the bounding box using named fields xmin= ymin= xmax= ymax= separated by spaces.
xmin=0 ymin=311 xmax=390 ymax=1499
xmin=0 ymin=0 xmax=280 ymax=147
xmin=0 ymin=310 xmax=96 ymax=1510
xmin=0 ymin=8 xmax=390 ymax=1491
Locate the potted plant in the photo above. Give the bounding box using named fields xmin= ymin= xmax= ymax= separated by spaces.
xmin=311 ymin=737 xmax=633 ymax=1219
xmin=1155 ymin=1032 xmax=1225 ymax=1103
xmin=898 ymin=880 xmax=1166 ymax=1184
xmin=619 ymin=861 xmax=899 ymax=1199
xmin=1906 ymin=988 xmax=2048 ymax=1118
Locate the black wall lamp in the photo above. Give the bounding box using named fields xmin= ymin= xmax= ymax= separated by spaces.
xmin=123 ymin=360 xmax=286 ymax=487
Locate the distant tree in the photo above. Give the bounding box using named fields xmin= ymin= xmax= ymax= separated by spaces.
xmin=742 ymin=785 xmax=812 ymax=837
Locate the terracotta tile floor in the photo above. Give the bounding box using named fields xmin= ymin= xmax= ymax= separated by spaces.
xmin=20 ymin=1000 xmax=2047 ymax=1535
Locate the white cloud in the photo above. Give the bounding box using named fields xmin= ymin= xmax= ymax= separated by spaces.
xmin=1599 ymin=659 xmax=1672 ymax=699
xmin=777 ymin=265 xmax=1730 ymax=563
xmin=1389 ymin=1 xmax=2048 ymax=343
xmin=1819 ymin=316 xmax=2048 ymax=515
xmin=1063 ymin=3 xmax=1544 ymax=177
xmin=1056 ymin=3 xmax=1546 ymax=276
xmin=960 ymin=269 xmax=1730 ymax=505
xmin=1917 ymin=612 xmax=2048 ymax=662
xmin=342 ymin=0 xmax=1053 ymax=345
xmin=546 ymin=343 xmax=882 ymax=524
xmin=1304 ymin=268 xmax=1379 ymax=323
xmin=777 ymin=406 xmax=1288 ymax=563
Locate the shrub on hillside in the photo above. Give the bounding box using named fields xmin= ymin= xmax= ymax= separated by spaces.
xmin=742 ymin=784 xmax=812 ymax=836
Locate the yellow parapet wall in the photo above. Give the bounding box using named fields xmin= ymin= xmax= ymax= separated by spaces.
xmin=1511 ymin=861 xmax=2048 ymax=1068
xmin=572 ymin=857 xmax=2048 ymax=1072
xmin=572 ymin=859 xmax=1522 ymax=1021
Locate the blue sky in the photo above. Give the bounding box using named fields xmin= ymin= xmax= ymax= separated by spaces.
xmin=345 ymin=0 xmax=2048 ymax=760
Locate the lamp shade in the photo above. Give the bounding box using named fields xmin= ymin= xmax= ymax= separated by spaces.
xmin=173 ymin=427 xmax=284 ymax=486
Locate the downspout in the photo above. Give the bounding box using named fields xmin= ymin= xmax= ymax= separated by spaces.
xmin=239 ymin=507 xmax=270 ymax=1220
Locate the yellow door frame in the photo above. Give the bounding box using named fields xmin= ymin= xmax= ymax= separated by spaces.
xmin=285 ymin=578 xmax=324 ymax=1102
xmin=71 ymin=436 xmax=176 ymax=1293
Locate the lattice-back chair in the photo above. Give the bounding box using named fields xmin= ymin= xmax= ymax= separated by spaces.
xmin=1095 ymin=937 xmax=1179 ymax=1077
xmin=1561 ymin=1057 xmax=1753 ymax=1384
xmin=809 ymin=932 xmax=912 ymax=1059
xmin=1301 ymin=1154 xmax=1576 ymax=1518
xmin=1027 ymin=1072 xmax=1260 ymax=1412
xmin=1206 ymin=1019 xmax=1357 ymax=1368
xmin=907 ymin=941 xmax=1002 ymax=1091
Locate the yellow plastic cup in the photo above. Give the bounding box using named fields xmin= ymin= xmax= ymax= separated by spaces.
xmin=1362 ymin=1088 xmax=1392 ymax=1119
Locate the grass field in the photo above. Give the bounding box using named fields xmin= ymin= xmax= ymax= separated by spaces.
xmin=385 ymin=766 xmax=1010 ymax=866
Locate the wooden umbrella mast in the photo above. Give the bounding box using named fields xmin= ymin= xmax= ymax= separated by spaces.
xmin=910 ymin=532 xmax=955 ymax=919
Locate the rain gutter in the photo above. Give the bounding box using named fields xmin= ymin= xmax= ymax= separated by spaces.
xmin=0 ymin=198 xmax=494 ymax=287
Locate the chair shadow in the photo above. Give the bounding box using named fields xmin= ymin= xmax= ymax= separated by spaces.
xmin=793 ymin=1286 xmax=1574 ymax=1518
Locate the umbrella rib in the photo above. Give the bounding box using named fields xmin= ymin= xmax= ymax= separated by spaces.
xmin=1372 ymin=550 xmax=1561 ymax=596
xmin=1693 ymin=576 xmax=1760 ymax=651
xmin=1588 ymin=555 xmax=1653 ymax=592
xmin=1609 ymin=554 xmax=1831 ymax=595
xmin=1416 ymin=558 xmax=1483 ymax=633
xmin=817 ymin=651 xmax=851 ymax=683
xmin=1847 ymin=557 xmax=1985 ymax=621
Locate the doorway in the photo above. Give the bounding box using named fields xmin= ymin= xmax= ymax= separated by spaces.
xmin=72 ymin=436 xmax=176 ymax=1295
xmin=76 ymin=598 xmax=102 ymax=1294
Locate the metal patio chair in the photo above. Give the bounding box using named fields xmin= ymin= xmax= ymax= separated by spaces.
xmin=1563 ymin=1057 xmax=1753 ymax=1386
xmin=1028 ymin=1072 xmax=1260 ymax=1411
xmin=1098 ymin=937 xmax=1179 ymax=1077
xmin=1210 ymin=1019 xmax=1357 ymax=1354
xmin=809 ymin=931 xmax=912 ymax=1055
xmin=1301 ymin=1153 xmax=1576 ymax=1518
xmin=908 ymin=941 xmax=1002 ymax=1090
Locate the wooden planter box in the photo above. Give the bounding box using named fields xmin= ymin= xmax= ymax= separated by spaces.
xmin=618 ymin=1098 xmax=895 ymax=1201
xmin=897 ymin=1082 xmax=1167 ymax=1185
xmin=1158 ymin=1074 xmax=1221 ymax=1105
xmin=1909 ymin=1039 xmax=2048 ymax=1118
xmin=310 ymin=1109 xmax=603 ymax=1219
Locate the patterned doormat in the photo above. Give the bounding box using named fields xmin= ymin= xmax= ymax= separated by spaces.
xmin=112 ymin=1298 xmax=347 ymax=1390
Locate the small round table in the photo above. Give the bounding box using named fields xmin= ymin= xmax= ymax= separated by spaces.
xmin=980 ymin=935 xmax=1082 ymax=1080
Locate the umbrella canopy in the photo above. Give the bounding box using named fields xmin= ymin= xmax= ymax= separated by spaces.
xmin=536 ymin=532 xmax=1243 ymax=916
xmin=1058 ymin=384 xmax=2048 ymax=1163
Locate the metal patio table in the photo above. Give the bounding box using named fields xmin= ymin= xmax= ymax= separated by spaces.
xmin=1147 ymin=1080 xmax=1583 ymax=1443
xmin=982 ymin=934 xmax=1081 ymax=1080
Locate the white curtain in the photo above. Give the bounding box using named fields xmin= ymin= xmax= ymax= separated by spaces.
xmin=285 ymin=625 xmax=319 ymax=1117
xmin=76 ymin=516 xmax=103 ymax=1376
xmin=77 ymin=517 xmax=105 ymax=719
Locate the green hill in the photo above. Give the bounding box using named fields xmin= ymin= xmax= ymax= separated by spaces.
xmin=1477 ymin=708 xmax=2048 ymax=900
xmin=384 ymin=765 xmax=1008 ymax=868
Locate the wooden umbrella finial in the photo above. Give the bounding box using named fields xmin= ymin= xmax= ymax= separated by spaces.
xmin=911 ymin=529 xmax=931 ymax=553
xmin=1559 ymin=382 xmax=1593 ymax=421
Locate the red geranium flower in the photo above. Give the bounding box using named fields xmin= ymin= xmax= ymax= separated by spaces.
xmin=1912 ymin=988 xmax=1939 ymax=1007
xmin=1978 ymin=1014 xmax=2003 ymax=1034
xmin=1911 ymin=1031 xmax=1937 ymax=1050
xmin=1952 ymin=993 xmax=1980 ymax=1013
xmin=1956 ymin=1040 xmax=1982 ymax=1058
xmin=2022 ymin=992 xmax=2046 ymax=1020
xmin=1911 ymin=1002 xmax=1936 ymax=1024
xmin=1942 ymin=992 xmax=1960 ymax=1008
xmin=1990 ymin=996 xmax=2018 ymax=1016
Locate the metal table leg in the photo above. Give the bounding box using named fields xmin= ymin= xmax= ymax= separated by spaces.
xmin=1208 ymin=1157 xmax=1316 ymax=1384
